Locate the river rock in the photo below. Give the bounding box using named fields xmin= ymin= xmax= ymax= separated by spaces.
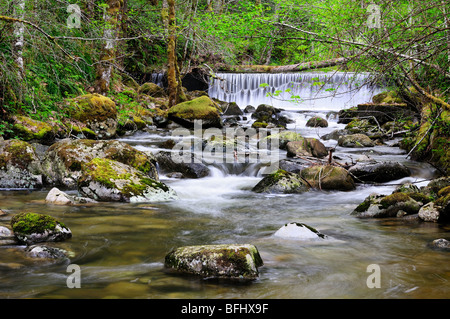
xmin=25 ymin=245 xmax=71 ymax=260
xmin=321 ymin=129 xmax=350 ymax=141
xmin=251 ymin=104 xmax=292 ymax=128
xmin=338 ymin=103 xmax=417 ymax=125
xmin=221 ymin=102 xmax=243 ymax=116
xmin=338 ymin=133 xmax=375 ymax=148
xmin=306 ymin=116 xmax=328 ymax=128
xmin=277 ymin=159 xmax=309 ymax=174
xmin=244 ymin=105 xmax=256 ymax=113
xmin=155 ymin=151 xmax=210 ymax=178
xmin=348 ymin=161 xmax=411 ymax=183
xmin=352 ymin=193 xmax=422 ymax=218
xmin=0 ymin=226 xmax=17 ymax=245
xmin=286 ymin=138 xmax=328 ymax=158
xmin=41 ymin=139 xmax=158 ymax=188
xmin=430 ymin=238 xmax=450 ymax=250
xmin=252 ymin=169 xmax=310 ymax=194
xmin=10 ymin=212 xmax=72 ymax=245
xmin=164 ymin=244 xmax=263 ymax=280
xmin=300 ymin=165 xmax=355 ymax=191
xmin=78 ymin=158 xmax=178 ymax=202
xmin=0 ymin=139 xmax=43 ymax=189
xmin=167 ymin=96 xmax=223 ymax=129
xmin=67 ymin=93 xmax=118 ymax=139
xmin=273 ymin=222 xmax=327 ymax=240
xmin=263 ymin=131 xmax=304 ymax=150
xmin=45 ymin=187 xmax=97 ymax=205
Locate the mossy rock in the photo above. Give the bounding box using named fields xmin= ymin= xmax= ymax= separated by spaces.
xmin=252 ymin=169 xmax=310 ymax=194
xmin=338 ymin=133 xmax=374 ymax=148
xmin=164 ymin=244 xmax=263 ymax=280
xmin=263 ymin=131 xmax=303 ymax=149
xmin=286 ymin=138 xmax=328 ymax=158
xmin=78 ymin=158 xmax=177 ymax=202
xmin=167 ymin=96 xmax=222 ymax=129
xmin=138 ymin=82 xmax=166 ymax=98
xmin=41 ymin=139 xmax=158 ymax=188
xmin=300 ymin=165 xmax=355 ymax=191
xmin=10 ymin=212 xmax=72 ymax=245
xmin=372 ymin=90 xmax=403 ymax=104
xmin=0 ymin=139 xmax=43 ymax=189
xmin=251 ymin=121 xmax=268 ymax=129
xmin=12 ymin=116 xmax=55 ymax=143
xmin=352 ymin=192 xmax=421 ymax=218
xmin=68 ymin=93 xmax=118 ymax=138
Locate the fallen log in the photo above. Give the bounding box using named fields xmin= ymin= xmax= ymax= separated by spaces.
xmin=216 ymin=57 xmax=350 ymax=73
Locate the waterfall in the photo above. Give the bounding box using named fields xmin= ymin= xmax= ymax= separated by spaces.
xmin=208 ymin=72 xmax=384 ymax=111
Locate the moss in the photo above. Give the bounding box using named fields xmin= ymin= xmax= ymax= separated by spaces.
xmin=12 ymin=116 xmax=54 ymax=141
xmin=252 ymin=121 xmax=268 ymax=128
xmin=69 ymin=93 xmax=117 ymax=123
xmin=438 ymin=186 xmax=450 ymax=198
xmin=81 ymin=158 xmax=131 ymax=189
xmin=11 ymin=212 xmax=66 ymax=235
xmin=0 ymin=139 xmax=35 ymax=170
xmin=379 ymin=193 xmax=412 ymax=209
xmin=167 ymin=96 xmax=220 ymax=120
xmin=354 ymin=200 xmax=371 ymax=213
xmin=408 ymin=192 xmax=433 ymax=204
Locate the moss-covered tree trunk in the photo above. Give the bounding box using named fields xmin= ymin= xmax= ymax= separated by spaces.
xmin=95 ymin=0 xmax=123 ymax=94
xmin=166 ymin=0 xmax=186 ymax=107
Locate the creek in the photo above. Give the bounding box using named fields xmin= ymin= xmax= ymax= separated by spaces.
xmin=0 ymin=72 xmax=448 ymax=299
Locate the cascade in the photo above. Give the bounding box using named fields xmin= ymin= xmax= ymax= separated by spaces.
xmin=208 ymin=72 xmax=385 ymax=111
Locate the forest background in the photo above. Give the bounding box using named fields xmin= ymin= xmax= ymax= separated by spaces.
xmin=0 ymin=0 xmax=449 ymax=173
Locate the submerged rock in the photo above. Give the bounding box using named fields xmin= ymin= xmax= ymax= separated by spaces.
xmin=273 ymin=222 xmax=327 ymax=240
xmin=252 ymin=169 xmax=310 ymax=194
xmin=78 ymin=158 xmax=178 ymax=202
xmin=25 ymin=245 xmax=72 ymax=260
xmin=10 ymin=212 xmax=72 ymax=245
xmin=164 ymin=244 xmax=263 ymax=280
xmin=430 ymin=238 xmax=450 ymax=250
xmin=0 ymin=226 xmax=17 ymax=245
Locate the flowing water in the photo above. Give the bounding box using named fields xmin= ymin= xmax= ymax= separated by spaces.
xmin=0 ymin=72 xmax=449 ymax=299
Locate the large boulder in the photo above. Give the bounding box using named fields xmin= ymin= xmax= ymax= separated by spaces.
xmin=252 ymin=169 xmax=310 ymax=194
xmin=286 ymin=138 xmax=328 ymax=158
xmin=0 ymin=139 xmax=43 ymax=189
xmin=167 ymin=96 xmax=222 ymax=128
xmin=78 ymin=158 xmax=178 ymax=202
xmin=348 ymin=161 xmax=411 ymax=183
xmin=300 ymin=165 xmax=355 ymax=191
xmin=67 ymin=93 xmax=118 ymax=139
xmin=164 ymin=244 xmax=263 ymax=280
xmin=138 ymin=82 xmax=167 ymax=98
xmin=251 ymin=104 xmax=292 ymax=128
xmin=41 ymin=139 xmax=158 ymax=188
xmin=10 ymin=212 xmax=72 ymax=245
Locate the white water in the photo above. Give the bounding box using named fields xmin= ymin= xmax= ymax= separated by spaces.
xmin=208 ymin=72 xmax=385 ymax=111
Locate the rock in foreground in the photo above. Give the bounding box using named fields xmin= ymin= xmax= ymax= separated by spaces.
xmin=78 ymin=158 xmax=177 ymax=202
xmin=273 ymin=222 xmax=327 ymax=240
xmin=10 ymin=212 xmax=72 ymax=245
xmin=164 ymin=244 xmax=263 ymax=280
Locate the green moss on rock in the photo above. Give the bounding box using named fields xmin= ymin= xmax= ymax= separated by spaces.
xmin=12 ymin=116 xmax=55 ymax=142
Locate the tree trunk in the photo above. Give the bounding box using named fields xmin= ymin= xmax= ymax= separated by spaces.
xmin=166 ymin=0 xmax=186 ymax=107
xmin=95 ymin=0 xmax=123 ymax=94
xmin=217 ymin=57 xmax=350 ymax=73
xmin=13 ymin=0 xmax=25 ymax=79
